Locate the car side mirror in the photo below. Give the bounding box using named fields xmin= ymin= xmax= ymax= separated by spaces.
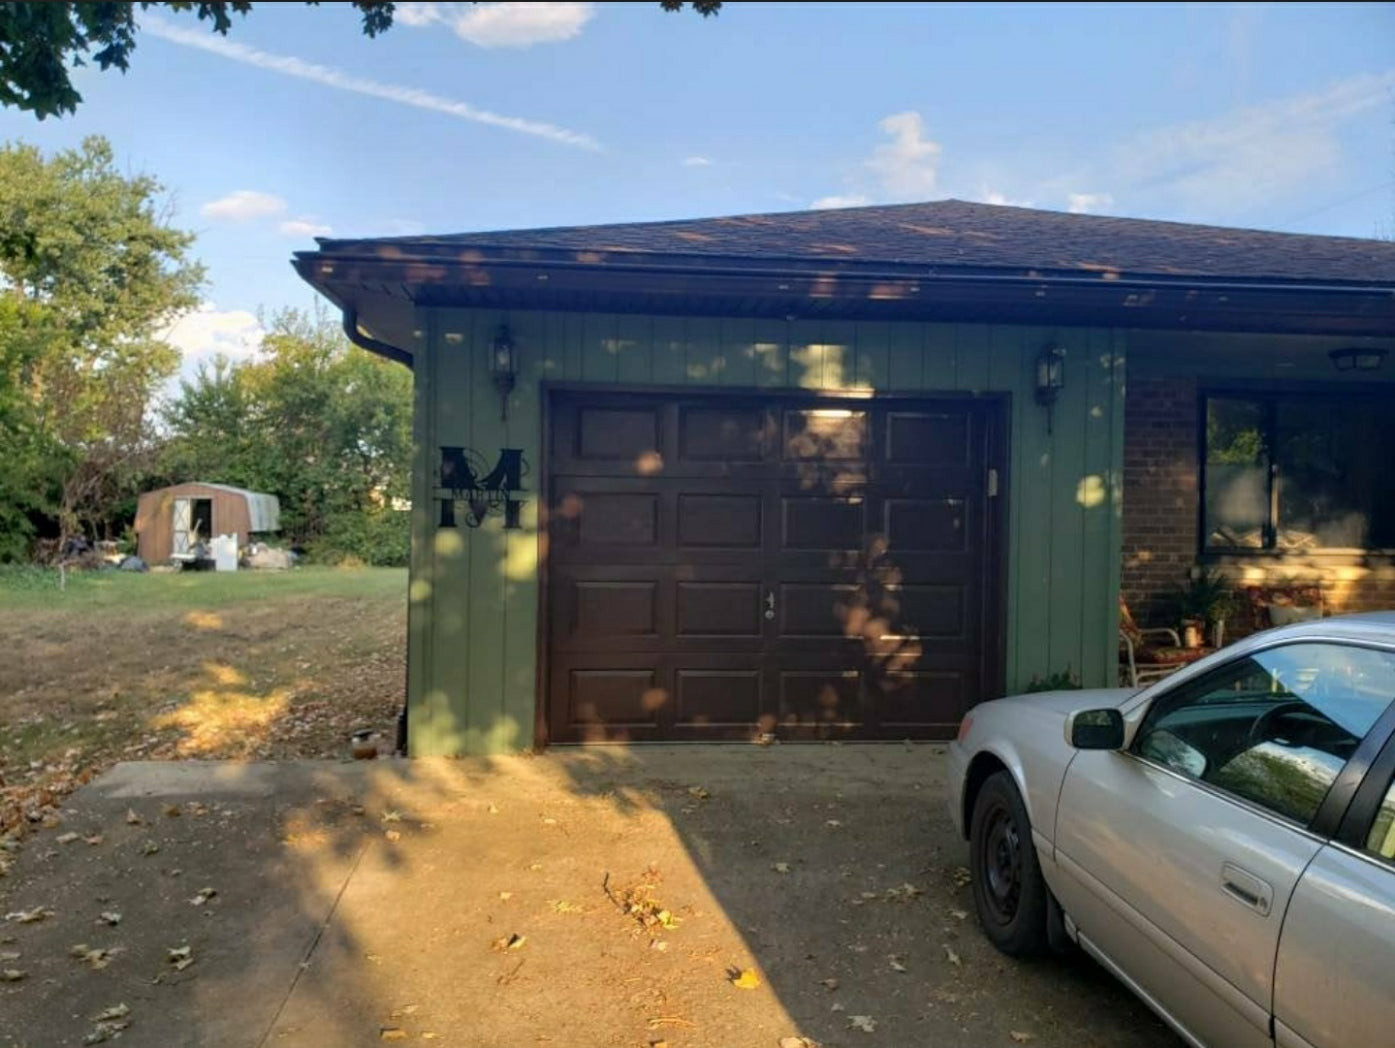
xmin=1066 ymin=708 xmax=1125 ymax=750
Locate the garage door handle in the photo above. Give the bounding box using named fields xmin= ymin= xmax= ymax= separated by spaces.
xmin=764 ymin=590 xmax=776 ymax=621
xmin=1221 ymin=862 xmax=1272 ymax=916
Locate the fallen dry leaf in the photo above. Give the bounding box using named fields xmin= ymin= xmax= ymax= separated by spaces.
xmin=884 ymin=883 xmax=924 ymax=902
xmin=56 ymin=832 xmax=79 ymax=845
xmin=779 ymin=1039 xmax=821 ymax=1048
xmin=379 ymin=1029 xmax=408 ymax=1042
xmin=943 ymin=944 xmax=962 ymax=967
xmin=821 ymin=977 xmax=839 ymax=991
xmin=6 ymin=908 xmax=53 ymax=924
xmin=825 ymin=820 xmax=842 ymax=828
xmin=97 ymin=912 xmax=122 ymax=926
xmin=952 ymin=866 xmax=971 ymax=887
xmin=167 ymin=945 xmax=194 ymax=971
xmin=84 ymin=834 xmax=103 ymax=846
xmin=69 ymin=944 xmax=115 ymax=970
xmin=498 ymin=891 xmax=513 ymax=901
xmin=491 ymin=933 xmax=526 ymax=952
xmin=730 ymin=967 xmax=761 ymax=990
xmin=1010 ymin=1033 xmax=1034 ymax=1044
xmin=849 ymin=1015 xmax=877 ymax=1033
xmin=189 ymin=888 xmax=217 ymax=907
xmin=381 ymin=811 xmax=403 ymax=823
xmin=773 ymin=862 xmax=791 ymax=874
xmin=948 ymin=908 xmax=968 ymax=920
xmin=1 ymin=969 xmax=25 ymax=981
xmin=888 ymin=956 xmax=908 ymax=973
xmin=125 ymin=810 xmax=143 ymax=826
xmin=162 ymin=805 xmax=180 ymax=818
xmin=92 ymin=1005 xmax=129 ymax=1023
xmin=384 ymin=830 xmax=401 ymax=842
xmin=687 ymin=785 xmax=710 ymax=800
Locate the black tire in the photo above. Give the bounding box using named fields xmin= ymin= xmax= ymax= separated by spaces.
xmin=969 ymin=770 xmax=1049 ymax=957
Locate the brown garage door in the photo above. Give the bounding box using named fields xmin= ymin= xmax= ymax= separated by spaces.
xmin=546 ymin=390 xmax=1004 ymax=743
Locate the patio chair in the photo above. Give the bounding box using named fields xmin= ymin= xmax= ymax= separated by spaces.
xmin=1118 ymin=597 xmax=1209 ymax=687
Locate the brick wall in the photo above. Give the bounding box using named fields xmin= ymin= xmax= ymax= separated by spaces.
xmin=1121 ymin=376 xmax=1395 ymax=634
xmin=1122 ymin=377 xmax=1198 ymax=626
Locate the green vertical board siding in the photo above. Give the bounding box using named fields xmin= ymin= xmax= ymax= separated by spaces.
xmin=752 ymin=318 xmax=788 ymax=388
xmin=1078 ymin=328 xmax=1120 ymax=686
xmin=651 ymin=315 xmax=688 ymax=386
xmin=406 ymin=309 xmax=1126 ymax=754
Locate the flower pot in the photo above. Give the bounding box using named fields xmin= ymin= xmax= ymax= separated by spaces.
xmin=1181 ymin=620 xmax=1204 ymax=649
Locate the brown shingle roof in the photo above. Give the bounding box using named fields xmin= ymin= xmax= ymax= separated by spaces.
xmin=318 ymin=199 xmax=1395 ymax=286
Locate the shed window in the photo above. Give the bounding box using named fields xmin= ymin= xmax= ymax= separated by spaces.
xmin=1203 ymin=393 xmax=1395 ymax=553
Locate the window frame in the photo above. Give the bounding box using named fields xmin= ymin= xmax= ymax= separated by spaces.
xmin=1198 ymin=388 xmax=1395 ymax=557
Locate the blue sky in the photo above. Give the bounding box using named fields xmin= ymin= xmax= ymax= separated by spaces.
xmin=1 ymin=1 xmax=1391 ymax=373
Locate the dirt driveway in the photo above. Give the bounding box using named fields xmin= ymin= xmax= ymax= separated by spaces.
xmin=0 ymin=745 xmax=1177 ymax=1048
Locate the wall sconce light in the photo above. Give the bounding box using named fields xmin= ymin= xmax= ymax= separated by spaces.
xmin=491 ymin=324 xmax=517 ymax=420
xmin=1034 ymin=343 xmax=1066 ymax=433
xmin=1328 ymin=346 xmax=1388 ymax=372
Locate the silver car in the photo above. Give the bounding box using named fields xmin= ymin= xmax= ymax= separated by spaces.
xmin=948 ymin=613 xmax=1395 ymax=1048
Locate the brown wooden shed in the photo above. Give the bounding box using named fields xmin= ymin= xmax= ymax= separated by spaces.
xmin=134 ymin=482 xmax=281 ymax=564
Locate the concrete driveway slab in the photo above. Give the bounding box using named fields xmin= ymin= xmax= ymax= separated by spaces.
xmin=0 ymin=746 xmax=1178 ymax=1048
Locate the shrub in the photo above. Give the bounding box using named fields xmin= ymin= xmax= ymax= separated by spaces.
xmin=306 ymin=509 xmax=409 ymax=567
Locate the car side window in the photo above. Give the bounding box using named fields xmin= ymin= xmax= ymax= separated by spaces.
xmin=1366 ymin=777 xmax=1395 ymax=862
xmin=1133 ymin=642 xmax=1395 ymax=825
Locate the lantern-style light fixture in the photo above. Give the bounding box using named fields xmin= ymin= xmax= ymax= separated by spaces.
xmin=1034 ymin=343 xmax=1066 ymax=405
xmin=491 ymin=324 xmax=517 ymax=419
xmin=1328 ymin=346 xmax=1387 ymax=373
xmin=1034 ymin=343 xmax=1066 ymax=434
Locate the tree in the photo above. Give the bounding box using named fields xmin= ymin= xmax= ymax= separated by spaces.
xmin=0 ymin=135 xmax=203 ymax=557
xmin=160 ymin=307 xmax=415 ymax=564
xmin=0 ymin=1 xmax=723 ymax=121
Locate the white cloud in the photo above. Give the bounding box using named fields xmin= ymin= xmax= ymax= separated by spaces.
xmin=143 ymin=16 xmax=600 ymax=150
xmin=394 ymin=2 xmax=594 ymax=47
xmin=1067 ymin=192 xmax=1114 ymax=214
xmin=200 ymin=190 xmax=286 ymax=222
xmin=866 ymin=111 xmax=941 ymax=199
xmin=979 ymin=189 xmax=1034 ymax=208
xmin=158 ymin=303 xmax=265 ymax=381
xmin=682 ymin=156 xmax=713 ymax=167
xmin=279 ymin=217 xmax=334 ymax=238
xmin=1098 ymin=70 xmax=1395 ymax=211
xmin=812 ymin=194 xmax=872 ymax=211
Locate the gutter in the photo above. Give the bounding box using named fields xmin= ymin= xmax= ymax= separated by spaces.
xmin=342 ymin=308 xmax=413 ymax=369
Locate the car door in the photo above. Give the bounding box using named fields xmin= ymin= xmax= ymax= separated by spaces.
xmin=1273 ymin=717 xmax=1395 ymax=1048
xmin=1052 ymin=641 xmax=1395 ymax=1048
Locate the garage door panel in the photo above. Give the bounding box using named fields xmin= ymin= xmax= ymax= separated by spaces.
xmin=878 ymin=584 xmax=968 ymax=639
xmin=778 ymin=670 xmax=863 ymax=728
xmin=678 ymin=404 xmax=766 ymax=462
xmin=875 ymin=670 xmax=967 ymax=728
xmin=884 ymin=498 xmax=969 ymax=551
xmin=568 ymin=581 xmax=658 ymax=639
xmin=676 ymin=581 xmax=762 ymax=637
xmin=885 ymin=411 xmax=971 ymax=465
xmin=781 ymin=497 xmax=865 ymax=551
xmin=675 ymin=670 xmax=763 ymax=726
xmin=678 ymin=494 xmax=762 ymax=549
xmin=568 ymin=668 xmax=664 ymax=729
xmin=573 ymin=406 xmax=661 ymax=462
xmin=782 ymin=408 xmax=868 ymax=461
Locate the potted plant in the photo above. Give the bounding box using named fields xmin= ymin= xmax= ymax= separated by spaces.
xmin=1176 ymin=568 xmax=1236 ymax=648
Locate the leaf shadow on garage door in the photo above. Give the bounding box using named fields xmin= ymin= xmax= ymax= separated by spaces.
xmin=551 ymin=743 xmax=1182 ymax=1048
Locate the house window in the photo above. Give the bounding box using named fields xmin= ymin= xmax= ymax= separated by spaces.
xmin=1203 ymin=393 xmax=1395 ymax=553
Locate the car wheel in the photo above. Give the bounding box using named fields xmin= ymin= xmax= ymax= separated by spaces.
xmin=969 ymin=770 xmax=1049 ymax=957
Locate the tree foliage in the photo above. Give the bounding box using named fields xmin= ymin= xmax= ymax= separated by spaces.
xmin=0 ymin=135 xmax=202 ymax=558
xmin=0 ymin=1 xmax=722 ymax=121
xmin=160 ymin=308 xmax=414 ymax=565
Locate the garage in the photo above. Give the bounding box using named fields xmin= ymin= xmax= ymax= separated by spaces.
xmin=546 ymin=389 xmax=1005 ymax=742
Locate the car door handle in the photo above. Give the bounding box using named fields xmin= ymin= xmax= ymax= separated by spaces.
xmin=1221 ymin=862 xmax=1273 ymax=916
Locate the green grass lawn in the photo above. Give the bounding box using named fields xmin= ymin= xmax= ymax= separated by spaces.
xmin=0 ymin=564 xmax=408 ymax=612
xmin=1 ymin=565 xmax=409 ymax=840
